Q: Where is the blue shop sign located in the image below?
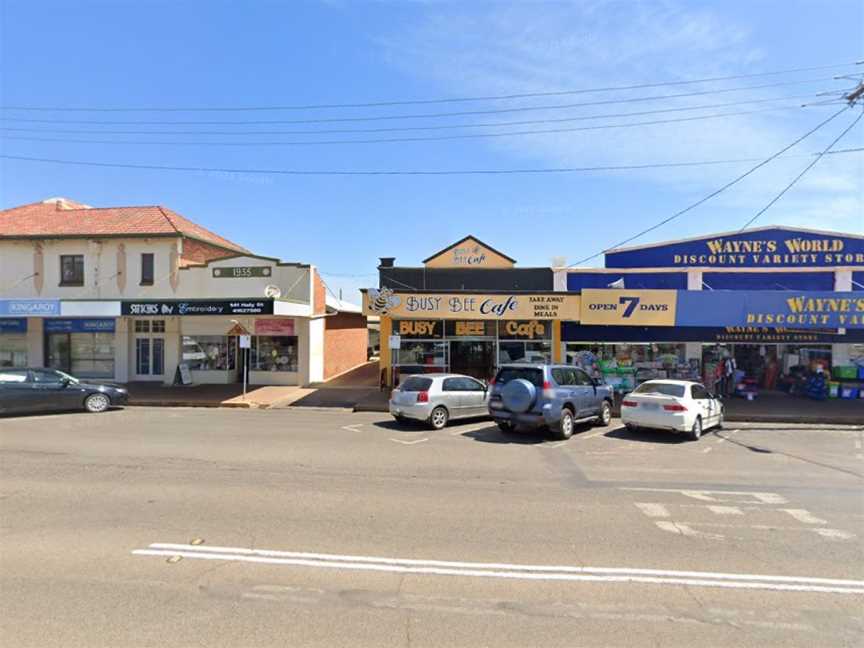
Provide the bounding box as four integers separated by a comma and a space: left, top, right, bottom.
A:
0, 299, 60, 317
0, 318, 27, 333
44, 318, 116, 334
677, 291, 864, 330
605, 227, 864, 269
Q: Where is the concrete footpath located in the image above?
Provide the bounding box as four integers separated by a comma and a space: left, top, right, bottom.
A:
126, 382, 861, 425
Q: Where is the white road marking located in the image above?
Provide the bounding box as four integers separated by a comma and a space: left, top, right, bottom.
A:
634, 503, 671, 518
449, 422, 494, 436
341, 424, 363, 433
671, 523, 855, 541
854, 439, 862, 450
622, 488, 788, 505
132, 542, 864, 594
814, 528, 855, 541
654, 521, 724, 540
707, 506, 744, 516
544, 441, 567, 449
389, 438, 429, 445
782, 509, 828, 525
701, 447, 713, 454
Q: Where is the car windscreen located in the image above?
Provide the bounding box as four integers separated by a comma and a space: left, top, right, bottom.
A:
494, 367, 544, 387
399, 377, 433, 392
633, 382, 686, 398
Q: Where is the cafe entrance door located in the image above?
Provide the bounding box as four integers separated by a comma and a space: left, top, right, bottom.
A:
449, 340, 496, 382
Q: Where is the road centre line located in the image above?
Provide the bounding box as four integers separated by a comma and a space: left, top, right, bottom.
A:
132, 543, 864, 594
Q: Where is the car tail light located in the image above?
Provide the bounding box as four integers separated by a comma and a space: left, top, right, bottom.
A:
543, 380, 552, 389
621, 400, 638, 408
416, 391, 429, 403
663, 403, 687, 412
488, 377, 495, 386
542, 380, 554, 399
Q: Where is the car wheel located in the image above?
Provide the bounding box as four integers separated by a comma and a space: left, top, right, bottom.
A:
594, 401, 612, 427
84, 393, 110, 413
688, 416, 703, 441
393, 415, 407, 424
554, 408, 575, 440
497, 421, 514, 433
625, 423, 639, 433
429, 406, 449, 430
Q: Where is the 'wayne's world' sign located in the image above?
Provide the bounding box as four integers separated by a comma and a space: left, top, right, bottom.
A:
605, 227, 864, 269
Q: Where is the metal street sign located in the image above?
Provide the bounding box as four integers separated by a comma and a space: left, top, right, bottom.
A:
239, 335, 252, 349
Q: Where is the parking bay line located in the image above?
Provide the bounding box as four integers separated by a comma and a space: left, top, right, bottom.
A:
132, 542, 864, 594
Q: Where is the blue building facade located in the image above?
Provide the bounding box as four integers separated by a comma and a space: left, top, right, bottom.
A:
560, 226, 864, 398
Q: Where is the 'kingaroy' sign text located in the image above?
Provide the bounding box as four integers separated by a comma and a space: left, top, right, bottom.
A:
363, 290, 581, 320
605, 228, 864, 268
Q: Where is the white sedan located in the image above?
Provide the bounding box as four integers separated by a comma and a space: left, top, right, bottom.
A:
620, 380, 724, 441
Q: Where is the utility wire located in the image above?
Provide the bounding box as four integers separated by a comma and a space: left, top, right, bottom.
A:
0, 92, 831, 136
1, 61, 859, 112
0, 104, 839, 147
0, 76, 845, 126
737, 109, 864, 231
1, 148, 861, 178
567, 105, 852, 267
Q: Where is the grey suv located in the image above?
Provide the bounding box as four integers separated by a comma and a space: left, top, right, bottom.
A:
488, 364, 613, 440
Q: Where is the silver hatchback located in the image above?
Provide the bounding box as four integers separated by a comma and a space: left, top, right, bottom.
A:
389, 374, 490, 430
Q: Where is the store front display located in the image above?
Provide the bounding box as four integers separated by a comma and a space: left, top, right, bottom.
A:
0, 318, 28, 368
252, 336, 298, 372
182, 335, 237, 371
44, 319, 116, 379
390, 318, 554, 381
563, 342, 697, 396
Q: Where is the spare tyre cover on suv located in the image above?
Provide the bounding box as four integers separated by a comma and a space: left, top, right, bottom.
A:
502, 378, 537, 413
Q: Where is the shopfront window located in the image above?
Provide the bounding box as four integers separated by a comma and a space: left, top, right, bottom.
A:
396, 341, 447, 374
253, 336, 298, 372
0, 335, 28, 368
183, 335, 236, 371
564, 342, 697, 394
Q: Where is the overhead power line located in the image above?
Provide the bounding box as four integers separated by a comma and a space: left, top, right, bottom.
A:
0, 76, 846, 126
0, 104, 841, 147
0, 92, 831, 136
738, 109, 864, 231
1, 148, 861, 177
1, 61, 859, 112
567, 105, 854, 267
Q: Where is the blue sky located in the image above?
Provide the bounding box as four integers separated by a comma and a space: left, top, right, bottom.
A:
1, 0, 862, 301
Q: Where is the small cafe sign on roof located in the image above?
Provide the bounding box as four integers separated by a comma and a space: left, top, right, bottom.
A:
423, 235, 516, 269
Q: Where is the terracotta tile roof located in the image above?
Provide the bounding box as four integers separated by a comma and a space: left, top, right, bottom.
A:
0, 197, 249, 254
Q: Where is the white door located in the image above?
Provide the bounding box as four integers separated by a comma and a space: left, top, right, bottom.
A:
691, 384, 717, 427
133, 320, 166, 380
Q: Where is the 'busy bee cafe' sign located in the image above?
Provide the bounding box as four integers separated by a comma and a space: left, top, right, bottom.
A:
364, 289, 581, 321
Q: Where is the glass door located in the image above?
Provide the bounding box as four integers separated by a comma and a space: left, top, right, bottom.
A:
449, 340, 496, 382
133, 320, 165, 379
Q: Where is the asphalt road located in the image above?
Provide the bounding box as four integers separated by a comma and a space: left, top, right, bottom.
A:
1, 407, 863, 647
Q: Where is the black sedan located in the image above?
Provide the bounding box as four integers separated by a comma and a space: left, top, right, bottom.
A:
0, 368, 128, 416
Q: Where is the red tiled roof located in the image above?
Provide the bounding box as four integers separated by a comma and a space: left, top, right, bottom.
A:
0, 198, 248, 254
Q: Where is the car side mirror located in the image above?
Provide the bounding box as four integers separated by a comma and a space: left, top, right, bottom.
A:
60, 377, 71, 387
